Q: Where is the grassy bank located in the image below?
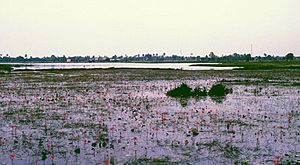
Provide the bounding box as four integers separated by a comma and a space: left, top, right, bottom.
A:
0, 64, 13, 72
2, 68, 300, 88
190, 61, 300, 70
2, 62, 300, 86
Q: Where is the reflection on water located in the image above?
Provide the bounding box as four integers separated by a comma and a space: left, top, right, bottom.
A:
10, 62, 239, 71
0, 76, 299, 164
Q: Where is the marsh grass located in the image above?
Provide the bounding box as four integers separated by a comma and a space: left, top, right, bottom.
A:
190, 61, 300, 71
0, 64, 13, 72
129, 157, 173, 165
223, 144, 240, 158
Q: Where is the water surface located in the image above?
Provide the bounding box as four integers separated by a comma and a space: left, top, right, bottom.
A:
9, 62, 239, 71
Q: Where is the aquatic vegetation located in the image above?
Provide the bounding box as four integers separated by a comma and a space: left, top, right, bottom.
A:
193, 87, 208, 97
74, 148, 80, 154
0, 69, 299, 164
166, 83, 193, 98
279, 156, 300, 165
234, 160, 249, 165
201, 140, 221, 150
167, 83, 232, 104
208, 83, 232, 97
128, 157, 172, 165
167, 83, 231, 98
191, 128, 199, 136
222, 144, 240, 158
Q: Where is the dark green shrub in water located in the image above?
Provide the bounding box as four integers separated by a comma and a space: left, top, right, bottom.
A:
74, 148, 80, 154
166, 83, 193, 98
193, 87, 208, 97
167, 83, 232, 104
167, 83, 208, 98
208, 84, 232, 97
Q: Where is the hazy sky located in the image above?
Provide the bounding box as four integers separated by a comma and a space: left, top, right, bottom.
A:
0, 0, 299, 57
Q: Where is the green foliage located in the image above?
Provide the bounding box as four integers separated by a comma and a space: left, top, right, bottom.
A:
191, 128, 199, 136
91, 142, 97, 148
285, 53, 294, 60
179, 98, 189, 107
74, 148, 80, 154
193, 87, 208, 96
41, 151, 48, 160
191, 61, 300, 71
167, 83, 232, 104
166, 83, 193, 98
0, 64, 13, 72
208, 84, 232, 97
110, 157, 115, 165
167, 83, 212, 98
201, 140, 220, 150
223, 144, 240, 158
99, 134, 109, 143
129, 157, 171, 165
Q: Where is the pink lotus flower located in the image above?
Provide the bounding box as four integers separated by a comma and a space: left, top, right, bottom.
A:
51, 155, 56, 159
104, 158, 110, 165
9, 154, 16, 159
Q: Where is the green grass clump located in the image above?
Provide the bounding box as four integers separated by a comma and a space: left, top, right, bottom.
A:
193, 87, 208, 96
208, 84, 232, 97
167, 83, 231, 98
166, 83, 193, 98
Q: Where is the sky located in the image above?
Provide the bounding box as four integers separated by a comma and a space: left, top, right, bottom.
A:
0, 0, 299, 57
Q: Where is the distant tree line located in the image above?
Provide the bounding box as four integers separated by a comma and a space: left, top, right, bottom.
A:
0, 52, 296, 63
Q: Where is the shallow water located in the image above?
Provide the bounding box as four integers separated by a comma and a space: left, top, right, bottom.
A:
8, 62, 239, 71
0, 73, 299, 164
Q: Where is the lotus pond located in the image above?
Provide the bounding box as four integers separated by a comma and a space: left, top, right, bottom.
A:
0, 69, 299, 165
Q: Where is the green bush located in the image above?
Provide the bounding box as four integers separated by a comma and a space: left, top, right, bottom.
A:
167, 83, 232, 104
166, 83, 193, 98
208, 84, 232, 97
167, 83, 231, 98
193, 87, 208, 97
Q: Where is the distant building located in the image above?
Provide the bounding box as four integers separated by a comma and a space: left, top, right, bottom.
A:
67, 58, 72, 63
